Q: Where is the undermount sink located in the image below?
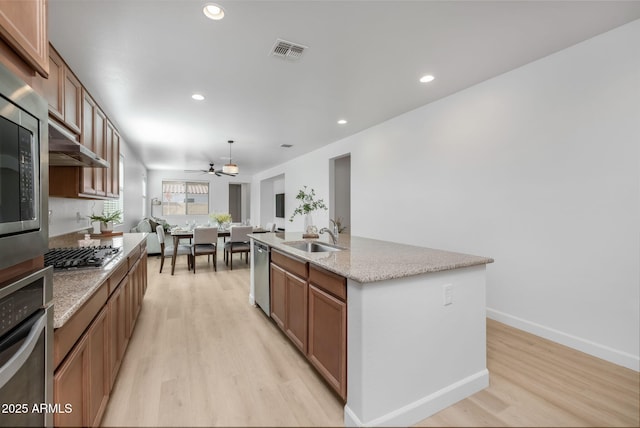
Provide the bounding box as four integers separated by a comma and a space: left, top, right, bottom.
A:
284, 241, 344, 253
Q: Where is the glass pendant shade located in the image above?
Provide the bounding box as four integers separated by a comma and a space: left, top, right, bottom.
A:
223, 163, 238, 174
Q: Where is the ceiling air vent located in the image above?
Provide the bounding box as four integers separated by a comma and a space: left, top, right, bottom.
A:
271, 39, 307, 60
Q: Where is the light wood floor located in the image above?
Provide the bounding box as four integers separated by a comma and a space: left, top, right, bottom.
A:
101, 254, 639, 427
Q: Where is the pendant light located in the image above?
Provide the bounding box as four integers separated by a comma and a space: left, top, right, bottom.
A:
222, 140, 239, 175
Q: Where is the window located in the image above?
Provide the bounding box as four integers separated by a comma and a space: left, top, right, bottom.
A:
162, 180, 209, 215
103, 155, 125, 224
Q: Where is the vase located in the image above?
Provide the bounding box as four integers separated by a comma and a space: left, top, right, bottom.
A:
100, 221, 113, 233
304, 213, 317, 234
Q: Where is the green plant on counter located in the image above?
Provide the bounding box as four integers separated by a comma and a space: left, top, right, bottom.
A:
289, 186, 327, 222
88, 210, 122, 224
331, 217, 347, 233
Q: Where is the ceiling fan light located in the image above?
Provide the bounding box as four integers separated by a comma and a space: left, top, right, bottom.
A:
223, 163, 238, 174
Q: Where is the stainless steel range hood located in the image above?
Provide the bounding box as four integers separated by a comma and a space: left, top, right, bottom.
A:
48, 120, 109, 168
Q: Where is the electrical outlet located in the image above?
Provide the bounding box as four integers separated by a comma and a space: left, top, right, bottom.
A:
443, 284, 453, 306
76, 211, 82, 223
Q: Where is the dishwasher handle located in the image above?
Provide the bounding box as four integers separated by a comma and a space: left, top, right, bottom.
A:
254, 242, 269, 253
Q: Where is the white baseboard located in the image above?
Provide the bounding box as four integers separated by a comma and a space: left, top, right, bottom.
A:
487, 308, 639, 372
344, 369, 489, 427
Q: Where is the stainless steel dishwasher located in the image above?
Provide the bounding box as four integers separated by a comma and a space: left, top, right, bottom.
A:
253, 241, 270, 316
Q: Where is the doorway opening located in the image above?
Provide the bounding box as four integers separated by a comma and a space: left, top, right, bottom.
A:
330, 154, 351, 234
228, 183, 250, 223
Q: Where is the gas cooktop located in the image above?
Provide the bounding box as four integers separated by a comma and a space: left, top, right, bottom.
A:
44, 245, 121, 270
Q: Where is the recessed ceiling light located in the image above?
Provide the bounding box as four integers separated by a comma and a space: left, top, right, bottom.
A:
203, 3, 225, 20
191, 93, 205, 101
419, 75, 435, 83
337, 119, 348, 125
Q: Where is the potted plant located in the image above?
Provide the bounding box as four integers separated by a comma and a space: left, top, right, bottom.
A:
210, 212, 232, 230
289, 186, 327, 234
89, 210, 122, 233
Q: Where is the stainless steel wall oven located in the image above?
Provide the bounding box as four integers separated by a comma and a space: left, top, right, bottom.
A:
0, 61, 48, 270
0, 266, 53, 427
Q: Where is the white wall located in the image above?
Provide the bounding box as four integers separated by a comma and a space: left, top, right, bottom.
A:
147, 169, 252, 227
120, 139, 147, 231
251, 20, 640, 370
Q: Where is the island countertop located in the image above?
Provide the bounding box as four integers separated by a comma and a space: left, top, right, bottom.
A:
49, 232, 147, 328
249, 232, 493, 283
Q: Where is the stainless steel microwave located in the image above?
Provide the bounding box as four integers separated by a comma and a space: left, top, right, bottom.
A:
0, 62, 48, 270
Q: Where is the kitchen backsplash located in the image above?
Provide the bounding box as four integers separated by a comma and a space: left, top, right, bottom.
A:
48, 197, 104, 237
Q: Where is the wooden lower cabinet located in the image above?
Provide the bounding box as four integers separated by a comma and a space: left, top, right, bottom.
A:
269, 250, 347, 400
54, 243, 147, 427
53, 307, 108, 427
270, 250, 308, 353
285, 271, 308, 353
308, 283, 347, 400
107, 278, 127, 389
53, 334, 86, 427
87, 307, 109, 427
270, 263, 286, 330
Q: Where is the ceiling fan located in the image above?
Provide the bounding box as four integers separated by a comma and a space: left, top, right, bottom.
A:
184, 140, 239, 177
184, 162, 236, 176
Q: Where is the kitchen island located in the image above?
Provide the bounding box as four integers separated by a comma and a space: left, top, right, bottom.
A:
249, 232, 493, 427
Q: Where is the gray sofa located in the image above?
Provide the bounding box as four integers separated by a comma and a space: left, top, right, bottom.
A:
130, 218, 170, 255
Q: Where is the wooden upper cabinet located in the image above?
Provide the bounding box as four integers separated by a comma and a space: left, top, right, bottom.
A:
94, 108, 106, 196
63, 68, 82, 133
0, 0, 48, 77
104, 122, 120, 198
41, 46, 82, 134
80, 90, 97, 196
44, 47, 63, 121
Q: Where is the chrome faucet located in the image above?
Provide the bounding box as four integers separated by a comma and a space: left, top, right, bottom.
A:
319, 227, 337, 244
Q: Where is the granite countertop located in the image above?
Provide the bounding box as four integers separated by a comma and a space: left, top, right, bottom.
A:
249, 232, 493, 283
49, 232, 147, 328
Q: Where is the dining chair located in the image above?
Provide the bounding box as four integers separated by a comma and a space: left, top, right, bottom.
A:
191, 227, 218, 273
223, 225, 252, 270
156, 225, 192, 274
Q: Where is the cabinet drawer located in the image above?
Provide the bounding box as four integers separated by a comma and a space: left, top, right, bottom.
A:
108, 260, 128, 295
127, 246, 141, 270
54, 281, 108, 368
272, 249, 308, 279
309, 265, 346, 301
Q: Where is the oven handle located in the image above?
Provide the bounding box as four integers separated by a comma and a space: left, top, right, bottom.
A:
0, 310, 46, 389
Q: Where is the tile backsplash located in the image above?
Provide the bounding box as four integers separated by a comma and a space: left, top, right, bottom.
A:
48, 197, 104, 237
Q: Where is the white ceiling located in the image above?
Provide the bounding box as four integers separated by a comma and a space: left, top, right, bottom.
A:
48, 1, 640, 175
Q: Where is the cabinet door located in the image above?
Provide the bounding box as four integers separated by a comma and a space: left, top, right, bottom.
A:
270, 263, 286, 330
87, 307, 109, 427
111, 130, 120, 197
80, 91, 97, 195
0, 0, 48, 76
54, 334, 88, 427
63, 69, 82, 134
107, 279, 127, 389
93, 108, 106, 196
105, 121, 114, 197
141, 253, 148, 295
43, 47, 64, 121
308, 284, 347, 399
126, 259, 141, 338
285, 272, 308, 354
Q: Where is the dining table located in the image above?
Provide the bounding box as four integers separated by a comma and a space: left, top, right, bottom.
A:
170, 227, 269, 274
